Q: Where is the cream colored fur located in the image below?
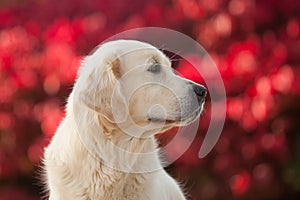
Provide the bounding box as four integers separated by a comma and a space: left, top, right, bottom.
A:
43, 40, 205, 200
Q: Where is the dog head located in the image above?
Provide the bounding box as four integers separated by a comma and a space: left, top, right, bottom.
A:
75, 40, 206, 137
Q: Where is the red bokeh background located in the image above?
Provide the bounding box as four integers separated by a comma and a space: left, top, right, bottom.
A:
0, 0, 300, 199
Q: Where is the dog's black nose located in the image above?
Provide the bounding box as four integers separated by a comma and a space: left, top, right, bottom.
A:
192, 83, 207, 101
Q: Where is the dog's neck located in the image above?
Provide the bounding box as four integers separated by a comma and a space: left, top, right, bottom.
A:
68, 93, 163, 174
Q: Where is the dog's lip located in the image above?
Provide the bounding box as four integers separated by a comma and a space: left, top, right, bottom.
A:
148, 104, 204, 124
148, 117, 178, 123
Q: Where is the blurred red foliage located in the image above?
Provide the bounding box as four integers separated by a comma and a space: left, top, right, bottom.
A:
0, 0, 300, 199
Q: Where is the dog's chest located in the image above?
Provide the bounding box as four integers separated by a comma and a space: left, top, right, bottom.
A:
86, 166, 146, 199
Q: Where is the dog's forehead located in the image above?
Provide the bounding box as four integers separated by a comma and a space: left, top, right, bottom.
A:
98, 40, 171, 69
123, 48, 163, 60
102, 40, 156, 52
104, 40, 165, 57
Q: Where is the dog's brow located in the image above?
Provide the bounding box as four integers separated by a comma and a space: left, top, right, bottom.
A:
150, 55, 159, 62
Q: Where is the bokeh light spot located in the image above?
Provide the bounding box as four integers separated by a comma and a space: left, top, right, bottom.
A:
214, 13, 232, 37
287, 19, 299, 39
271, 65, 294, 93
253, 163, 272, 184
228, 0, 246, 15
251, 98, 267, 121
229, 171, 250, 196
43, 74, 60, 95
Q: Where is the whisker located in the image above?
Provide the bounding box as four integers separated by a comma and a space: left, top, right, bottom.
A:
158, 44, 167, 52
170, 58, 183, 62
169, 50, 182, 60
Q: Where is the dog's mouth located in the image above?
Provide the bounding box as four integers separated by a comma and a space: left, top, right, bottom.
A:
147, 104, 204, 125
148, 118, 178, 123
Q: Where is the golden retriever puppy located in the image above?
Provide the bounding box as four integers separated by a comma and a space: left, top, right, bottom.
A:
43, 40, 207, 200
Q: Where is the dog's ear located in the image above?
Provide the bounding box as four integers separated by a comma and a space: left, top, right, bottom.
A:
75, 51, 128, 127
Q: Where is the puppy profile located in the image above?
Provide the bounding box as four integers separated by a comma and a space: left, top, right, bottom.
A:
43, 40, 206, 200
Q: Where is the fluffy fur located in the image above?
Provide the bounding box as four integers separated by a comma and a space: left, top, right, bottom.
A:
43, 40, 206, 200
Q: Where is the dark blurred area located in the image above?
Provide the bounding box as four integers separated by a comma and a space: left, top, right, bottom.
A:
0, 0, 300, 199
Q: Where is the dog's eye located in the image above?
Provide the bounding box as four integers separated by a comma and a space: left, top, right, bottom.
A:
147, 63, 161, 73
